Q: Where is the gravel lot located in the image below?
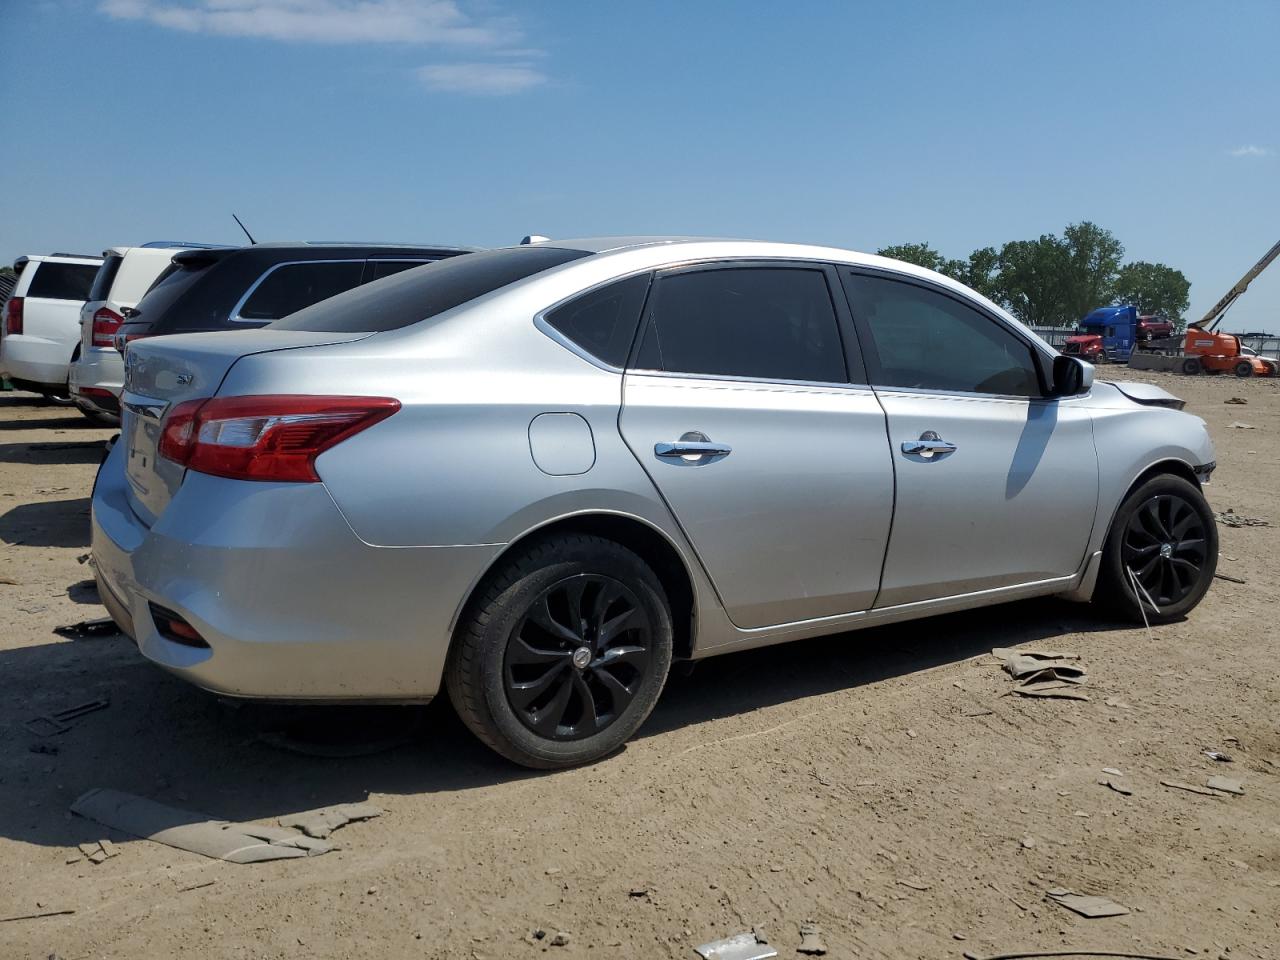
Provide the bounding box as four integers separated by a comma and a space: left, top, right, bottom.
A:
1, 368, 1277, 960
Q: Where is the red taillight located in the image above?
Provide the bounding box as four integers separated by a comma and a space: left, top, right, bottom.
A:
91, 307, 124, 348
113, 331, 147, 353
4, 297, 22, 335
158, 395, 400, 483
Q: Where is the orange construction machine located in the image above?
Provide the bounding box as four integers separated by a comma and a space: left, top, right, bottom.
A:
1130, 238, 1280, 377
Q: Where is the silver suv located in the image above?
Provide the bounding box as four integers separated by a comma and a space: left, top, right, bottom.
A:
92, 238, 1218, 768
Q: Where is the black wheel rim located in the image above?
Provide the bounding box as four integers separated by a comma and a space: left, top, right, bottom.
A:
504, 575, 653, 741
1121, 494, 1208, 608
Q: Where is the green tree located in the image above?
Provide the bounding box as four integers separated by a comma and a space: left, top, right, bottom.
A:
876, 242, 947, 273
1059, 221, 1124, 321
996, 235, 1071, 326
1114, 261, 1192, 327
942, 246, 1001, 301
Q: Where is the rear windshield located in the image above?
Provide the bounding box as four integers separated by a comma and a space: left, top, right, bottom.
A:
132, 261, 211, 325
27, 262, 99, 301
270, 246, 590, 332
88, 255, 124, 302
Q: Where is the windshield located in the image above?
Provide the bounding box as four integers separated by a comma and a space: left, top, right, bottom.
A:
270, 246, 590, 333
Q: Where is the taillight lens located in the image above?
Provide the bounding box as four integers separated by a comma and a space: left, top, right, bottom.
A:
4, 297, 22, 335
158, 395, 400, 482
91, 308, 124, 348
113, 331, 147, 353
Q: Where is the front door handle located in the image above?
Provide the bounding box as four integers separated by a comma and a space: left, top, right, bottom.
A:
655, 431, 732, 463
901, 431, 956, 458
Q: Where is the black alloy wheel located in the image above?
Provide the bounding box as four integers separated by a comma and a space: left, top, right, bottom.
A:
504, 575, 653, 741
1119, 493, 1209, 609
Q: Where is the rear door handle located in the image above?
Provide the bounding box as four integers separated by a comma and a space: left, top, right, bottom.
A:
655, 431, 731, 462
901, 431, 956, 457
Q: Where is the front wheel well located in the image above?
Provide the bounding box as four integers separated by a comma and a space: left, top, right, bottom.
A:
1127, 459, 1199, 495
455, 513, 697, 661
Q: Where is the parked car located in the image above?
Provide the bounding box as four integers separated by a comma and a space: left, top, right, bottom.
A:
1, 253, 104, 400
92, 238, 1218, 769
110, 242, 475, 350
70, 242, 225, 423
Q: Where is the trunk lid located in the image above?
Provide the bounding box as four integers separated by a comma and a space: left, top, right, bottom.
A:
120, 329, 369, 525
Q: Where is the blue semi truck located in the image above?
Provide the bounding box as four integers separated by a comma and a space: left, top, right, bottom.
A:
1063, 306, 1174, 363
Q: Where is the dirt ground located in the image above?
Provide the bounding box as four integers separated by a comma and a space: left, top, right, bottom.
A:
1, 368, 1277, 960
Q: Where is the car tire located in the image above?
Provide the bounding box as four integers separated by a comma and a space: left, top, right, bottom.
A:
446, 534, 674, 769
1180, 357, 1201, 375
1095, 474, 1217, 624
1234, 360, 1253, 378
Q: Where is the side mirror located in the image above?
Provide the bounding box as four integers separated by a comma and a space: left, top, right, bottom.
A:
1052, 355, 1093, 397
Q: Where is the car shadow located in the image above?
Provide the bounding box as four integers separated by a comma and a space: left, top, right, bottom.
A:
0, 497, 92, 547
0, 594, 1136, 853
0, 415, 101, 431
0, 440, 106, 465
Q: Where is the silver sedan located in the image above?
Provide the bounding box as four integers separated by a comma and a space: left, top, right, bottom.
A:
92, 238, 1218, 767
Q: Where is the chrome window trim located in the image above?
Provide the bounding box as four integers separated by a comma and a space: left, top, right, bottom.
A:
624, 368, 876, 394
228, 259, 365, 324
531, 266, 657, 374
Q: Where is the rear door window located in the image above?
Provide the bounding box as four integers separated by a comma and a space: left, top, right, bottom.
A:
236, 261, 365, 321
27, 262, 100, 301
634, 266, 848, 383
543, 273, 651, 368
88, 256, 124, 302
365, 259, 434, 282
271, 246, 590, 332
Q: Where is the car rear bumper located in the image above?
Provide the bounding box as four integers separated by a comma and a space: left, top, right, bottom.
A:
90, 442, 499, 702
0, 334, 73, 389
70, 346, 124, 413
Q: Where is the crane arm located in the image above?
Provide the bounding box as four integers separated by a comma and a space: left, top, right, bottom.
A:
1200, 238, 1280, 331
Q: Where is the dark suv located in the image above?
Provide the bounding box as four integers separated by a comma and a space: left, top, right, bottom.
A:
114, 242, 474, 348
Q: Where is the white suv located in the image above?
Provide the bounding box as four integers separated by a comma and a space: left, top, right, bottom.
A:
69, 243, 216, 423
1, 253, 103, 401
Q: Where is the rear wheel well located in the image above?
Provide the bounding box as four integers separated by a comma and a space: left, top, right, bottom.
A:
457, 514, 697, 661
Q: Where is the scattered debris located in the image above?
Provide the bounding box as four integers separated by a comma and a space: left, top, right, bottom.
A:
1228, 421, 1256, 429
962, 950, 1184, 960
1020, 836, 1036, 849
0, 575, 19, 585
23, 699, 110, 737
1099, 778, 1132, 796
694, 930, 777, 960
75, 839, 121, 865
29, 743, 58, 755
0, 908, 76, 924
1161, 779, 1221, 798
992, 648, 1089, 699
76, 553, 92, 565
549, 931, 571, 947
1225, 397, 1248, 404
897, 876, 930, 891
178, 880, 217, 892
1206, 776, 1244, 796
1214, 511, 1269, 528
627, 886, 649, 898
1103, 697, 1132, 709
796, 921, 827, 955
53, 618, 120, 640
1101, 767, 1123, 776
71, 788, 338, 863
1213, 573, 1247, 585
1202, 749, 1234, 763
1046, 888, 1130, 918
279, 802, 383, 839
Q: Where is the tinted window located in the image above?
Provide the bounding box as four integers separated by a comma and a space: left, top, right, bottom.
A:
27, 262, 99, 301
88, 256, 124, 302
544, 274, 651, 368
132, 262, 210, 326
845, 274, 1042, 397
237, 261, 365, 321
366, 259, 433, 282
272, 246, 590, 333
635, 267, 847, 383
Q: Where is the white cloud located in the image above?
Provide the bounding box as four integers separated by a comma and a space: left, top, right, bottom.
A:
98, 0, 521, 47
416, 62, 545, 95
1229, 145, 1273, 158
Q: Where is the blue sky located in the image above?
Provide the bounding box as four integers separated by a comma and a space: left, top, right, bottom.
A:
2, 0, 1278, 330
